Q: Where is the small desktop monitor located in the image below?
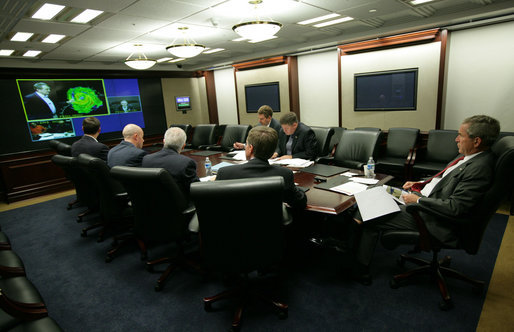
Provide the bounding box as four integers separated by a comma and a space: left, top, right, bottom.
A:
175, 96, 191, 112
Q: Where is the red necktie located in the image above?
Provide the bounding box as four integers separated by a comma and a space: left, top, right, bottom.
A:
411, 155, 465, 193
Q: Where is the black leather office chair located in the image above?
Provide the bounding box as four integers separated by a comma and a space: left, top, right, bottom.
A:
0, 248, 25, 278
169, 124, 193, 142
311, 126, 335, 158
355, 127, 381, 132
77, 154, 131, 241
410, 129, 459, 180
319, 129, 381, 169
110, 166, 198, 291
376, 127, 420, 181
206, 124, 251, 152
48, 140, 71, 156
51, 155, 99, 220
190, 176, 288, 330
380, 136, 514, 310
329, 127, 345, 155
185, 124, 217, 149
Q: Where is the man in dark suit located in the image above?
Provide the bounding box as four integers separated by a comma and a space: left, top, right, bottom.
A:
351, 115, 500, 284
233, 105, 281, 149
217, 126, 306, 210
115, 100, 135, 113
271, 112, 319, 160
71, 117, 109, 161
24, 82, 58, 120
107, 124, 147, 167
142, 127, 199, 197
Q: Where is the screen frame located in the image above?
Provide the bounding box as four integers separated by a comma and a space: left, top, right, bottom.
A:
244, 82, 281, 113
354, 68, 418, 112
175, 95, 192, 112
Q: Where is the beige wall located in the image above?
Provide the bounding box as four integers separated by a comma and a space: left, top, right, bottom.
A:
235, 64, 290, 125
161, 77, 209, 127
340, 42, 440, 131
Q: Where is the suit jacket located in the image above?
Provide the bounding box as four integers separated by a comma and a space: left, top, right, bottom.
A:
276, 122, 319, 160
24, 93, 55, 120
107, 140, 147, 168
258, 117, 282, 133
142, 148, 199, 197
71, 135, 109, 161
216, 157, 306, 210
417, 150, 496, 245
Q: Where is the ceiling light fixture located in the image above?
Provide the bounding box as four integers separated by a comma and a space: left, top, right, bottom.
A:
298, 13, 340, 25
23, 50, 41, 57
71, 9, 104, 23
313, 16, 354, 28
166, 27, 205, 58
232, 0, 282, 40
11, 32, 33, 42
42, 34, 65, 43
124, 44, 156, 70
0, 50, 15, 56
203, 48, 225, 54
32, 3, 65, 20
410, 0, 434, 5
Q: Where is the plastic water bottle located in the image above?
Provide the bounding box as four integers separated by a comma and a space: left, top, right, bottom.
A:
366, 156, 375, 178
205, 157, 212, 176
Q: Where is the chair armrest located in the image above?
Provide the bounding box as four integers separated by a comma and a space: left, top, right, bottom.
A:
0, 289, 48, 321
197, 145, 211, 150
317, 156, 334, 165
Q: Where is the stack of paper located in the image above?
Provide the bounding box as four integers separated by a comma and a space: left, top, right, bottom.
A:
269, 158, 314, 168
354, 186, 400, 222
329, 182, 367, 195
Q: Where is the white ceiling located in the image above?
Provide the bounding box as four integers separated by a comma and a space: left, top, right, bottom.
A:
1, 0, 513, 71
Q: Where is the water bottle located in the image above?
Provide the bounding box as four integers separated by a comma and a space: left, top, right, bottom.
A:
205, 157, 212, 176
366, 156, 375, 178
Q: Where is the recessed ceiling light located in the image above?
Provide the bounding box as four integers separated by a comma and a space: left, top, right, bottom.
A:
0, 50, 15, 56
369, 9, 377, 13
203, 48, 225, 54
410, 0, 434, 4
32, 3, 65, 20
42, 34, 65, 43
71, 9, 103, 23
232, 37, 248, 42
11, 32, 33, 42
297, 13, 340, 25
313, 16, 354, 28
157, 57, 173, 62
248, 36, 278, 43
168, 58, 185, 63
23, 50, 41, 57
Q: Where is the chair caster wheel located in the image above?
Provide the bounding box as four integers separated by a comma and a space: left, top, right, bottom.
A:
396, 257, 405, 267
146, 264, 154, 272
390, 278, 399, 289
277, 308, 288, 320
105, 255, 113, 263
441, 256, 452, 267
140, 253, 147, 261
154, 284, 162, 292
80, 231, 87, 237
229, 325, 240, 332
76, 217, 82, 223
439, 299, 453, 311
204, 302, 212, 312
67, 205, 73, 210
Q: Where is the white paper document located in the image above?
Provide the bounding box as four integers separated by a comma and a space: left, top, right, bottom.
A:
330, 182, 368, 196
342, 171, 359, 177
354, 186, 401, 222
229, 150, 247, 160
269, 158, 314, 168
351, 177, 379, 185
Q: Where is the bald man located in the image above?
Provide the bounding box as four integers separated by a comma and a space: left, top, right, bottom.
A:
107, 124, 147, 167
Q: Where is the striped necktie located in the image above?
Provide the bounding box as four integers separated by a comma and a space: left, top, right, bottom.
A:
411, 155, 465, 193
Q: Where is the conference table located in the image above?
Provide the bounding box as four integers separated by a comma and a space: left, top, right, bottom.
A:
181, 149, 394, 215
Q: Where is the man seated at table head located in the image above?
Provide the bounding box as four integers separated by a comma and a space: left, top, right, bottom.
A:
270, 112, 319, 161
71, 117, 109, 161
233, 105, 282, 149
349, 114, 500, 285
142, 127, 199, 197
218, 126, 306, 210
107, 124, 147, 167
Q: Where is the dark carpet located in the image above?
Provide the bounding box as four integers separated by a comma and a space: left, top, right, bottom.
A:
0, 196, 508, 331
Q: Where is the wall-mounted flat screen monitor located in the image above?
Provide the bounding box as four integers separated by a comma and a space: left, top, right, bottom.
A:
245, 82, 280, 113
16, 78, 145, 142
354, 68, 418, 111
175, 96, 191, 111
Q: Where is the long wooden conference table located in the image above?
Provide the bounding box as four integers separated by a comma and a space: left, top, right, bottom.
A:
181, 149, 394, 215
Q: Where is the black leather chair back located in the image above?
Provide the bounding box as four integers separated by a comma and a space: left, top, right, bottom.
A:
77, 154, 127, 221
460, 136, 514, 254
386, 127, 419, 158
49, 140, 72, 156
219, 125, 251, 149
333, 130, 381, 169
355, 127, 381, 132
110, 166, 189, 243
191, 176, 284, 274
329, 127, 345, 153
169, 124, 192, 141
425, 130, 459, 163
311, 126, 335, 157
51, 154, 98, 210
190, 124, 217, 148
